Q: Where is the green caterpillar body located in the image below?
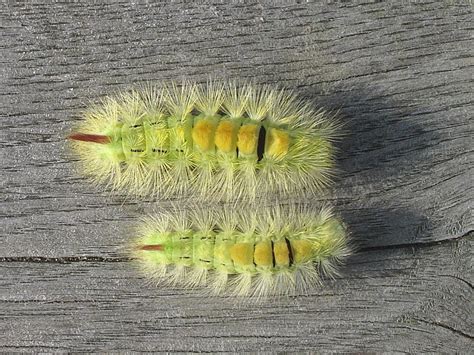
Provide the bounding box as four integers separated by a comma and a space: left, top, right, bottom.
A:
70, 82, 339, 200
133, 205, 349, 298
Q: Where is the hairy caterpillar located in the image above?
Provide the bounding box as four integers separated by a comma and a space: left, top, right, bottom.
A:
69, 81, 340, 200
131, 205, 350, 298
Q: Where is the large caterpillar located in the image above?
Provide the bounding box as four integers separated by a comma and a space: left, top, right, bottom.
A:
69, 81, 340, 200
131, 205, 349, 298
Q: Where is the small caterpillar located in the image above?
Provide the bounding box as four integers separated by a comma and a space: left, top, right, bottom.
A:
131, 205, 350, 298
69, 81, 340, 200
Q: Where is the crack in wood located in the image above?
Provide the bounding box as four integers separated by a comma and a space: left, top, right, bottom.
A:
1, 231, 471, 264
412, 318, 474, 340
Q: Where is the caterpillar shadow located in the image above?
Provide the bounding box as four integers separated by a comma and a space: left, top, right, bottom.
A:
303, 83, 440, 183
301, 84, 439, 249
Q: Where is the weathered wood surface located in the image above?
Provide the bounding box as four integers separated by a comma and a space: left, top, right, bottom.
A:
1, 1, 472, 352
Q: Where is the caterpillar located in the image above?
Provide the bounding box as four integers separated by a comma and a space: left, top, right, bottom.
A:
69, 81, 340, 201
131, 205, 350, 298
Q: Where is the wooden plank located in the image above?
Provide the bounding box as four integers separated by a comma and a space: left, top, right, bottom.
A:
1, 1, 472, 352
1, 2, 472, 257
1, 237, 471, 352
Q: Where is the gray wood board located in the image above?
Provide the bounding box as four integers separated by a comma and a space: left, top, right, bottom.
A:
1, 238, 472, 352
1, 1, 472, 352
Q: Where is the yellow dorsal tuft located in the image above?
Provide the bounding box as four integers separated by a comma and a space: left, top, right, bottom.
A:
192, 119, 215, 152
291, 239, 313, 263
215, 120, 237, 153
237, 124, 259, 155
230, 242, 254, 266
266, 128, 289, 158
273, 241, 289, 267
254, 241, 273, 266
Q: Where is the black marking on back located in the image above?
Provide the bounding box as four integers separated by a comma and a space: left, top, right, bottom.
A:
257, 125, 266, 162
285, 238, 294, 266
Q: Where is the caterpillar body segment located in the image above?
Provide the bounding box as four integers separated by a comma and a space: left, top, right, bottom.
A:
70, 82, 340, 200
132, 205, 350, 298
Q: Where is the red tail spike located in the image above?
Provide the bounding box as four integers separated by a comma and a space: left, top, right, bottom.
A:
68, 133, 111, 144
139, 244, 164, 251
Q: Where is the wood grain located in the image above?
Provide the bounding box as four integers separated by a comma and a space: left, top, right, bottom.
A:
1, 1, 472, 352
1, 237, 472, 352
